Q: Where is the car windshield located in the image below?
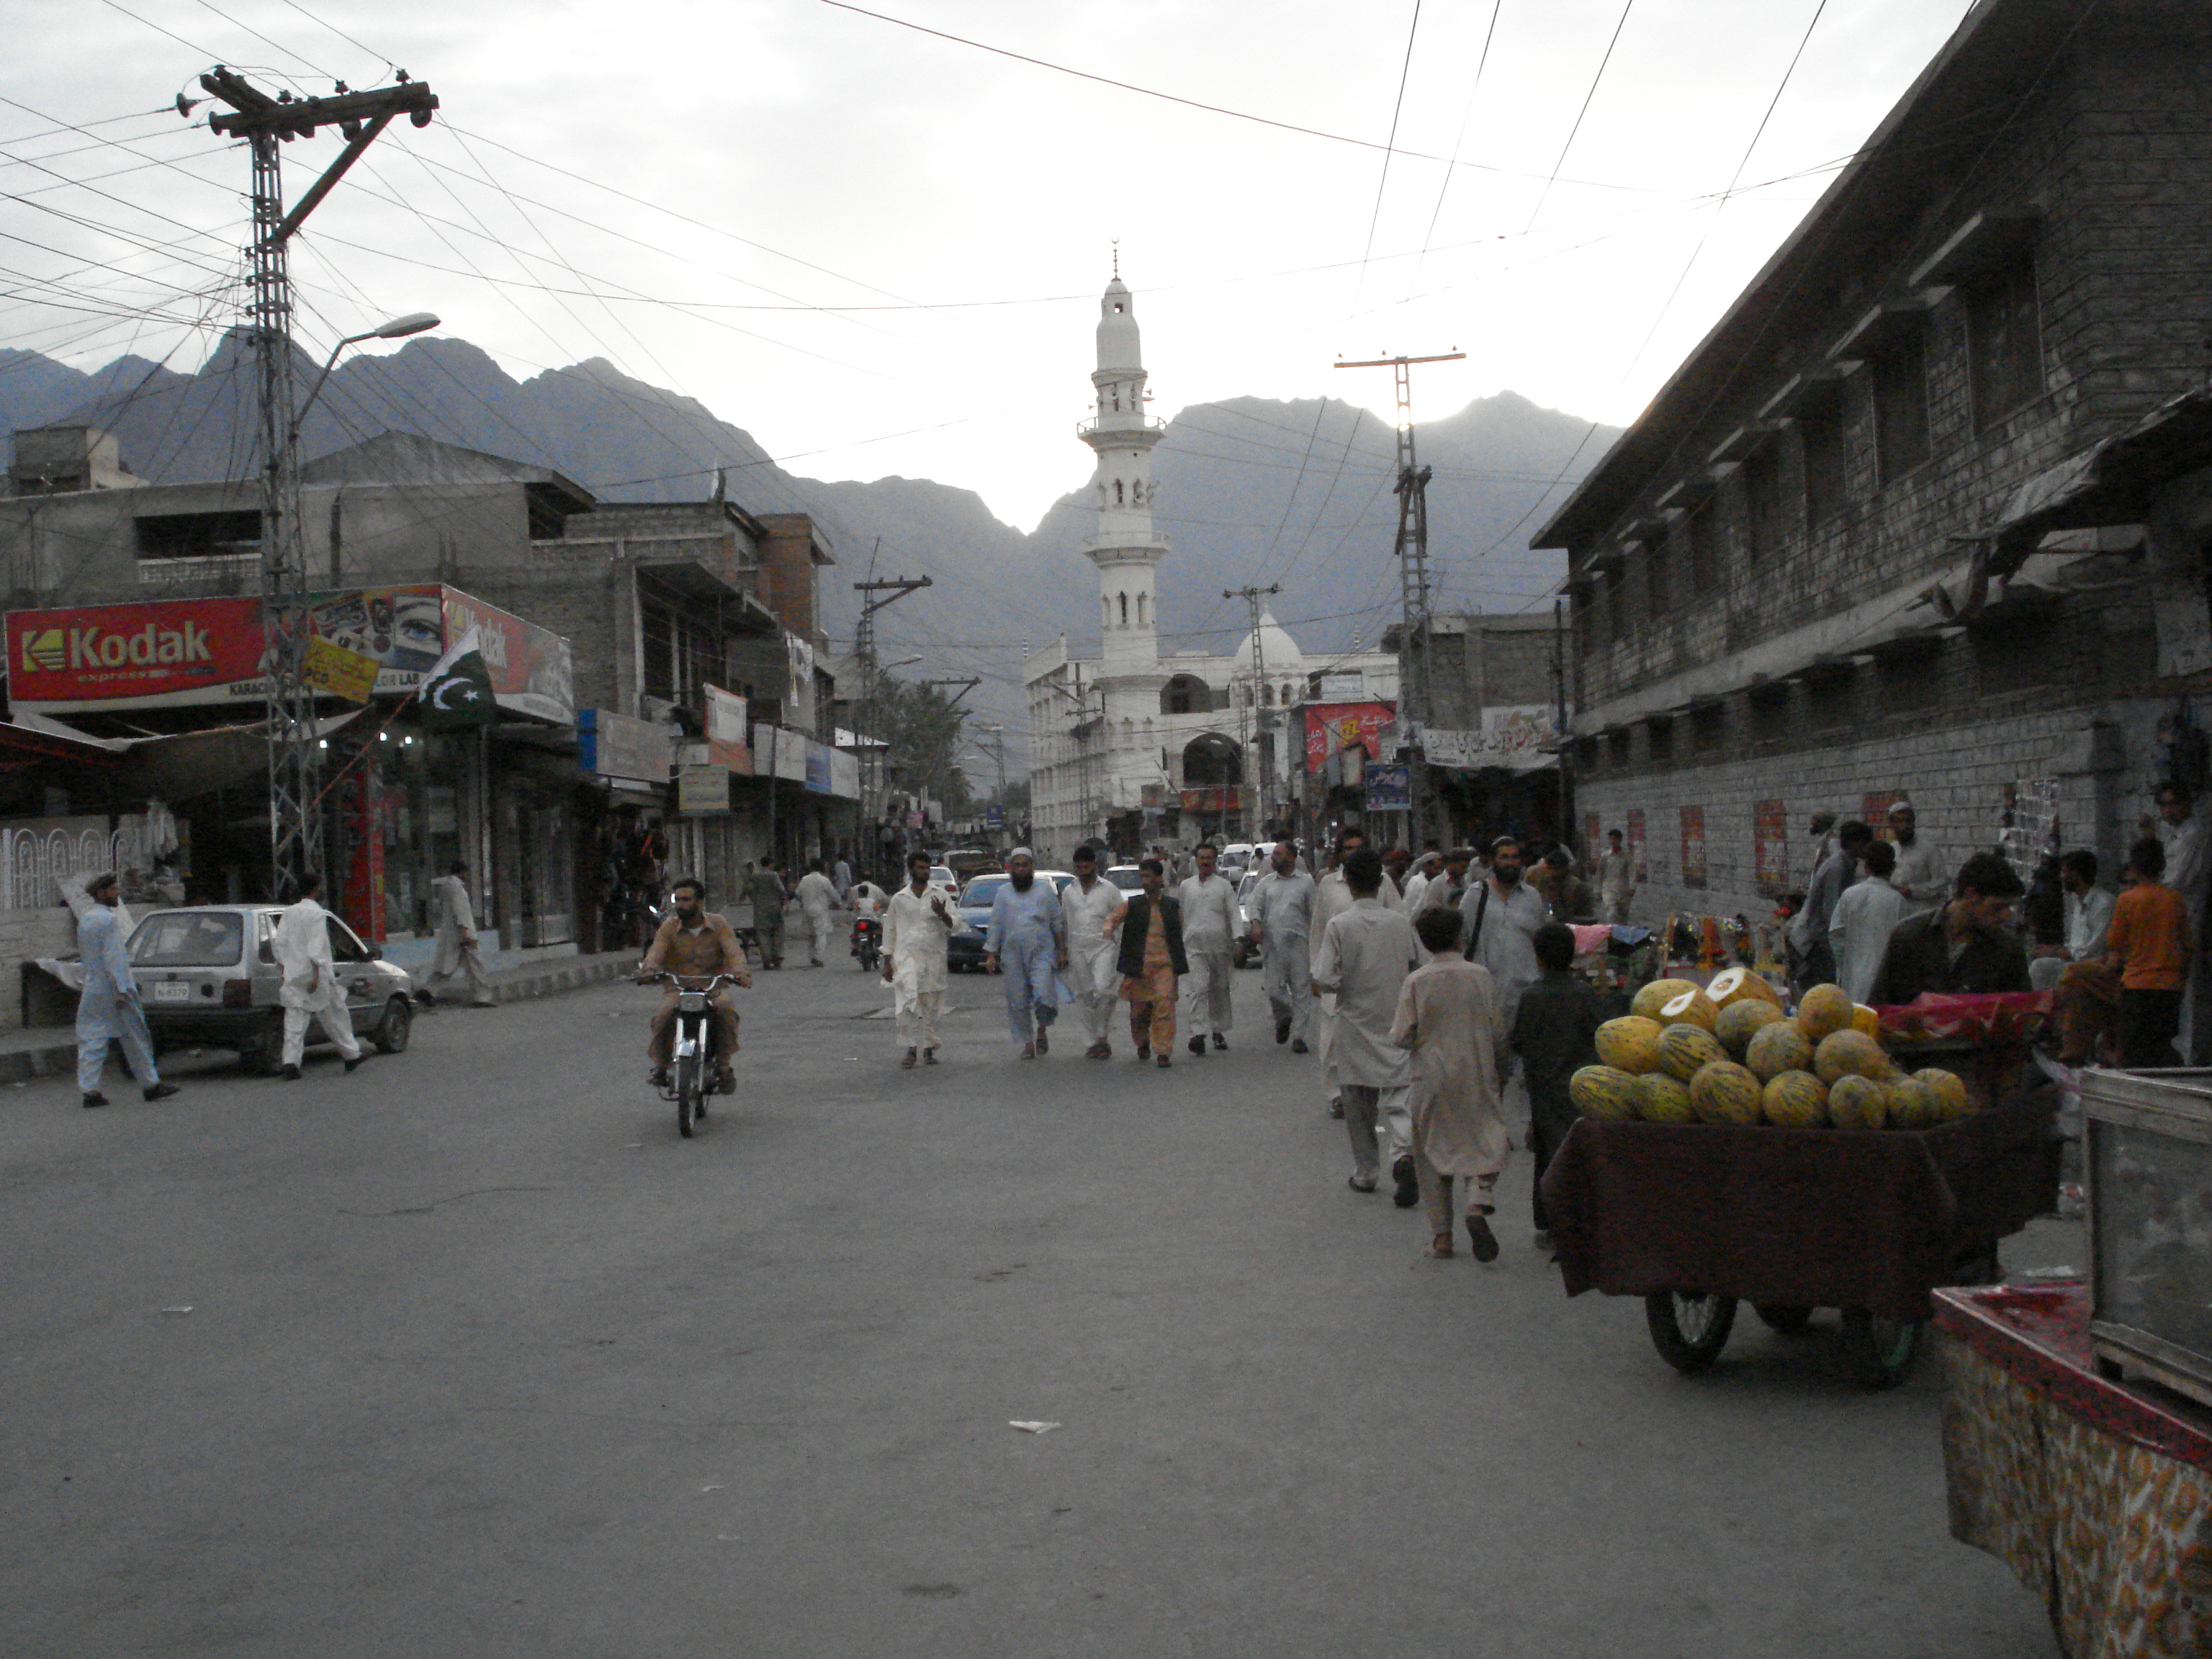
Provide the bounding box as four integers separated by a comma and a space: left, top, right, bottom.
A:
129, 911, 244, 968
963, 876, 1007, 907
1238, 871, 1261, 899
929, 867, 954, 886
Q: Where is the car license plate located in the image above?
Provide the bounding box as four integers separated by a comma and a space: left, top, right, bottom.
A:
152, 981, 191, 1002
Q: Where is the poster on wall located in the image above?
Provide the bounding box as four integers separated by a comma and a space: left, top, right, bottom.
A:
1862, 790, 1904, 835
1627, 808, 1647, 884
1753, 799, 1789, 892
1585, 812, 1603, 863
1680, 806, 1707, 889
704, 685, 750, 773
1364, 763, 1411, 812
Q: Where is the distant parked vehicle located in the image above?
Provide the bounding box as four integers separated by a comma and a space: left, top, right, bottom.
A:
1233, 868, 1264, 968
1104, 864, 1145, 893
127, 904, 418, 1074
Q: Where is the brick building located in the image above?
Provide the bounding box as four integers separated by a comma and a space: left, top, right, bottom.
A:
1539, 0, 2212, 925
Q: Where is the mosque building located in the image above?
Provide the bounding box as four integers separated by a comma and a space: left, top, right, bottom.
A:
1023, 271, 1401, 864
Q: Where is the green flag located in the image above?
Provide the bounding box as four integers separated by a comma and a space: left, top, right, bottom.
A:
415, 626, 497, 730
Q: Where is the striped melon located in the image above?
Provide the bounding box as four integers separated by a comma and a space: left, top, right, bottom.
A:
1689, 1060, 1763, 1125
1570, 1066, 1642, 1122
1884, 1075, 1937, 1130
1595, 1016, 1666, 1074
1743, 1020, 1815, 1082
1797, 983, 1856, 1040
1660, 988, 1720, 1032
1761, 1069, 1828, 1128
1716, 997, 1784, 1056
1917, 1067, 1974, 1123
1632, 977, 1702, 1022
1656, 1022, 1727, 1082
1708, 966, 1784, 1010
1827, 1073, 1889, 1130
1814, 1029, 1897, 1086
1633, 1071, 1696, 1124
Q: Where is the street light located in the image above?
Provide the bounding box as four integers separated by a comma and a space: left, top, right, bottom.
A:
297, 311, 441, 429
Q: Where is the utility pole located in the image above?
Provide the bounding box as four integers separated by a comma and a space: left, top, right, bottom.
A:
199, 68, 439, 897
1334, 350, 1463, 850
852, 574, 930, 858
1224, 583, 1281, 842
922, 676, 981, 708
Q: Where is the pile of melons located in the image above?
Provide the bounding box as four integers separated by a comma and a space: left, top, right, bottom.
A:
1568, 968, 1973, 1130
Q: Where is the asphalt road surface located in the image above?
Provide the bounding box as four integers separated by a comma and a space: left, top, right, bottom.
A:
3, 956, 2066, 1657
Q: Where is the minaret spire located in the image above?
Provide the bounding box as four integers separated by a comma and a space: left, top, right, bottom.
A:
1080, 267, 1166, 683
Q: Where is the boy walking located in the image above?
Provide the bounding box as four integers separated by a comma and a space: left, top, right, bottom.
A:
1390, 906, 1510, 1262
2105, 837, 2193, 1069
1510, 921, 1606, 1249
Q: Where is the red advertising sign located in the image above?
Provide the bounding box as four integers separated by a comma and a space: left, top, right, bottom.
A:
1627, 809, 1647, 883
1753, 798, 1789, 891
1305, 701, 1395, 775
1862, 790, 1904, 837
6, 596, 264, 711
1680, 805, 1707, 889
1585, 812, 1603, 864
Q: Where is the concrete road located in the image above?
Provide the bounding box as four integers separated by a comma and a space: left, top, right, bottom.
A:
2, 957, 2064, 1657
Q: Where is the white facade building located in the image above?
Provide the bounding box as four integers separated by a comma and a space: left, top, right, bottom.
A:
1026, 274, 1398, 863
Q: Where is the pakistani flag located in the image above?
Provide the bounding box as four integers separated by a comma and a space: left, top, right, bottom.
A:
415, 626, 498, 731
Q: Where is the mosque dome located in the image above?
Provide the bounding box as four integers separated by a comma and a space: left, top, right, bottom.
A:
1232, 610, 1305, 673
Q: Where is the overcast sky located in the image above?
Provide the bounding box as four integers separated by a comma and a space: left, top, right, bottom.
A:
5, 0, 1980, 529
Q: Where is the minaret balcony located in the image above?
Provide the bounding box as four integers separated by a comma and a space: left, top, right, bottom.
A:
1076, 415, 1168, 445
1084, 530, 1171, 552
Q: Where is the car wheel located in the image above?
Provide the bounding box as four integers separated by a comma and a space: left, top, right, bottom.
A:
374, 995, 413, 1054
241, 1013, 284, 1075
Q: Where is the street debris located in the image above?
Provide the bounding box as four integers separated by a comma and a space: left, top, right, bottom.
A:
160, 1305, 193, 1315
1008, 1420, 1060, 1434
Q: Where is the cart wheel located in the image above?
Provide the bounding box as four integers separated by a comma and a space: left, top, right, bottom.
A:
1839, 1308, 1923, 1390
1645, 1292, 1738, 1374
1754, 1303, 1815, 1334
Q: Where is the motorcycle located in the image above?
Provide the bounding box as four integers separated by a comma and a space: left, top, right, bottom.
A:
850, 913, 883, 972
645, 971, 744, 1138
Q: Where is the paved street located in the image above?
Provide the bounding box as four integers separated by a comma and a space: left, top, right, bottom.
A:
4, 958, 2064, 1658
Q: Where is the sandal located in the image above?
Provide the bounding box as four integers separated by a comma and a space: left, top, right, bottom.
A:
1422, 1232, 1455, 1259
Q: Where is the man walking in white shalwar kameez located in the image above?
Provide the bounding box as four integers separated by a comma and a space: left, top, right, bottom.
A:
1310, 848, 1424, 1204
1061, 845, 1128, 1059
882, 851, 953, 1067
1310, 829, 1401, 1118
1392, 906, 1511, 1262
271, 872, 364, 1080
418, 860, 492, 1007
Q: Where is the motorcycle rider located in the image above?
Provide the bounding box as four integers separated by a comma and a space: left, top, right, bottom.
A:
637, 876, 752, 1092
848, 871, 891, 967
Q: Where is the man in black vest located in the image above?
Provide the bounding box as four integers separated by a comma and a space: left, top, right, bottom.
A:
1116, 858, 1190, 1067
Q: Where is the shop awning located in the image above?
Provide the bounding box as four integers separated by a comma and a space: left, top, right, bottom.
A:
1993, 390, 2212, 567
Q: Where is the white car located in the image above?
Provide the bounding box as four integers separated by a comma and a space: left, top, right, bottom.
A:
1104, 864, 1145, 892
927, 865, 960, 902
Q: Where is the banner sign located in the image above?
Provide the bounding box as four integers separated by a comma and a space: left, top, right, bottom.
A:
677, 764, 731, 814
1425, 706, 1555, 772
1305, 701, 1395, 775
830, 747, 860, 799
578, 709, 671, 786
805, 741, 833, 795
1179, 786, 1249, 814
1315, 671, 1364, 701
704, 684, 750, 773
1364, 762, 1411, 812
5, 585, 575, 723
1753, 799, 1789, 891
770, 727, 809, 783
1681, 805, 1708, 890
301, 633, 382, 703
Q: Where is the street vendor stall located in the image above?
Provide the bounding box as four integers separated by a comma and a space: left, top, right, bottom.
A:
1539, 976, 2062, 1387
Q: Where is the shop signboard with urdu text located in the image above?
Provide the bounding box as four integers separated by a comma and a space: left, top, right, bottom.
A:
677, 765, 731, 814
578, 709, 671, 786
1364, 763, 1411, 812
1305, 701, 1395, 775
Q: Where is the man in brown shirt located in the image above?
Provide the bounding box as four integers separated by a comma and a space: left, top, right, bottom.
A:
637, 877, 751, 1089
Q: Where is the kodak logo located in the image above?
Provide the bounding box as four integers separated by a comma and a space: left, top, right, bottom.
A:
29, 621, 216, 673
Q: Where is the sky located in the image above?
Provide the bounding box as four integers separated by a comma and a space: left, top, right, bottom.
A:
2, 0, 1984, 531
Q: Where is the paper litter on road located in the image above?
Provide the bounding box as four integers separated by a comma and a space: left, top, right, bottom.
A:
2015, 1265, 2080, 1282
1009, 1420, 1061, 1434
160, 1306, 193, 1315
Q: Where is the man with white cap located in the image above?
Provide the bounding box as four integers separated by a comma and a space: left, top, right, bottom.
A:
984, 848, 1065, 1058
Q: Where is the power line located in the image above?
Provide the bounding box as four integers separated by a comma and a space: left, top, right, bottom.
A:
1521, 0, 1637, 235
1403, 0, 1504, 305
1350, 0, 1424, 320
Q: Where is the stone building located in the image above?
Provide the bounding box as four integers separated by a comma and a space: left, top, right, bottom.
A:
1540, 0, 2212, 924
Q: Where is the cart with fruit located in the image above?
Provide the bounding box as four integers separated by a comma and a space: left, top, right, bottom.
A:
1539, 971, 2062, 1388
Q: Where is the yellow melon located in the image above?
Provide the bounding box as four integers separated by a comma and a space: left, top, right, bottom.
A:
1827, 1073, 1889, 1130
1851, 1003, 1882, 1038
1655, 1022, 1727, 1082
1716, 997, 1785, 1056
1633, 1071, 1696, 1123
1632, 977, 1702, 1023
1761, 1070, 1828, 1128
1884, 1075, 1937, 1130
1660, 988, 1720, 1032
1708, 966, 1784, 1010
1570, 1065, 1640, 1121
1814, 1028, 1897, 1086
1917, 1067, 1974, 1123
1595, 1016, 1665, 1074
1797, 983, 1856, 1040
1744, 1020, 1815, 1082
1689, 1060, 1763, 1125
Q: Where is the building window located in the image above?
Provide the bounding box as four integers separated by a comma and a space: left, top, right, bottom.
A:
1136, 593, 1148, 626
1640, 540, 1669, 615
1690, 703, 1725, 752
135, 509, 261, 560
1871, 331, 1931, 482
1743, 446, 1786, 565
1608, 727, 1632, 770
1801, 401, 1850, 527
1646, 717, 1674, 765
1687, 500, 1722, 596
1967, 256, 2042, 428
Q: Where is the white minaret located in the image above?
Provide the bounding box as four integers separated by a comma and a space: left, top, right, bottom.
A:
1080, 271, 1166, 691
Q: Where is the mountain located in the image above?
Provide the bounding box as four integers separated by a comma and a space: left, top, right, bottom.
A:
0, 336, 1619, 755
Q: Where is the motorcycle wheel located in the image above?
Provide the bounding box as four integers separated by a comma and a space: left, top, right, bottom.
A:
675, 1053, 701, 1138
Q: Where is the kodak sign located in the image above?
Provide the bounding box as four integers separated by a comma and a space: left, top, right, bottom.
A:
4, 597, 266, 711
